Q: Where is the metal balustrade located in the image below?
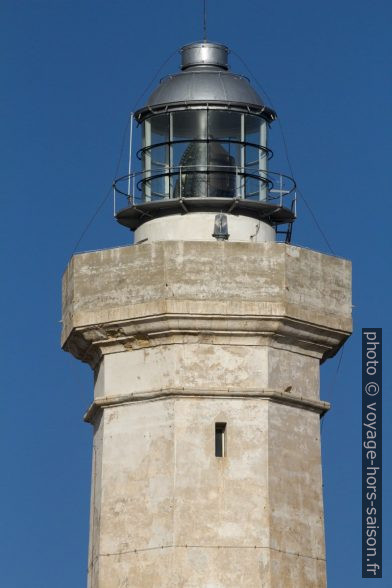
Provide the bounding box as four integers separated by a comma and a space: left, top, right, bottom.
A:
113, 165, 296, 212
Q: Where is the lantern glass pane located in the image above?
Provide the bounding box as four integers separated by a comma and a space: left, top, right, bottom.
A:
208, 111, 241, 140
244, 114, 261, 144
172, 110, 207, 140
150, 114, 170, 143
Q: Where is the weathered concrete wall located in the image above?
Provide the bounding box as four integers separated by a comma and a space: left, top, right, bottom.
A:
61, 241, 352, 340
90, 398, 324, 587
62, 241, 352, 587
267, 402, 326, 587
87, 412, 104, 588
62, 241, 351, 366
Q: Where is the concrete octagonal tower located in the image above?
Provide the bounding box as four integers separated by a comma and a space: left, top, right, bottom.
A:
62, 41, 352, 587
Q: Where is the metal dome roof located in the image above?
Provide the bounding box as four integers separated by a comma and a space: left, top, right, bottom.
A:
135, 42, 276, 123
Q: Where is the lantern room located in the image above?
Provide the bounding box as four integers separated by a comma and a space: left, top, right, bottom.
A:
114, 41, 296, 243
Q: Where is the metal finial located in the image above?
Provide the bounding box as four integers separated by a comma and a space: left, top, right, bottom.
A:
203, 0, 207, 41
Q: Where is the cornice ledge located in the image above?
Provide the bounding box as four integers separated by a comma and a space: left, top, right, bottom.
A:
84, 388, 330, 423
63, 312, 351, 368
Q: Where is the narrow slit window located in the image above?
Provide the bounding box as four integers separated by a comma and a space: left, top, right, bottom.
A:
215, 423, 226, 457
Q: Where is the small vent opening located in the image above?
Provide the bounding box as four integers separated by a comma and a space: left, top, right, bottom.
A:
215, 422, 226, 457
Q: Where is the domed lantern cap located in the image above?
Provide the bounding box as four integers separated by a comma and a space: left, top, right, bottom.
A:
134, 41, 276, 122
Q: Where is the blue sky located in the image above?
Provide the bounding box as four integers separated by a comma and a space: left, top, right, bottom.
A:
0, 0, 390, 586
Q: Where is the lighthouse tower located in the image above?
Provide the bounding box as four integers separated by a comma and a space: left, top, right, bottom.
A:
62, 42, 352, 587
